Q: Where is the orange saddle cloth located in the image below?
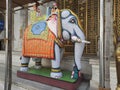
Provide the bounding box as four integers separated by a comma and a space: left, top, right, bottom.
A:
22, 25, 56, 59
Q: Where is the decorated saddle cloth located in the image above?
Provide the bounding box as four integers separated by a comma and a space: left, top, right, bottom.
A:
22, 21, 56, 59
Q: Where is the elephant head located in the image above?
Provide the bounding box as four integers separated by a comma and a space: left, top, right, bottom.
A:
61, 9, 85, 41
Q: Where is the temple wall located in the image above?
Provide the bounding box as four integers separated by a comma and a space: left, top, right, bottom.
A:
12, 1, 114, 57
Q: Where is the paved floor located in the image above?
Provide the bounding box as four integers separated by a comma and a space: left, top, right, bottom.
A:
0, 64, 63, 90
0, 64, 117, 90
89, 65, 117, 90
0, 63, 90, 90
0, 51, 117, 90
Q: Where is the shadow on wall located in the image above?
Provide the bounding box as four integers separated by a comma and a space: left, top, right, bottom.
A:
0, 39, 5, 50
0, 15, 5, 50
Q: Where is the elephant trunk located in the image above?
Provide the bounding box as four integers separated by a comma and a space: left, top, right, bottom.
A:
71, 42, 85, 79
74, 42, 85, 70
74, 26, 85, 70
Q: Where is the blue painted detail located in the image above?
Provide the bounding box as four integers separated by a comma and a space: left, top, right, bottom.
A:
31, 21, 47, 35
72, 66, 79, 79
0, 20, 4, 31
46, 7, 52, 19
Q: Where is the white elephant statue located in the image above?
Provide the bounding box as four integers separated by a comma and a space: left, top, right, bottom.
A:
20, 8, 90, 79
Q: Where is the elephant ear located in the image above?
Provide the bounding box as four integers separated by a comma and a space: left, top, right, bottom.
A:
69, 9, 84, 31
57, 10, 62, 39
61, 10, 71, 19
61, 9, 84, 32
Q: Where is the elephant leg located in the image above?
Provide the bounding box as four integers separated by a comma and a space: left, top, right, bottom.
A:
50, 43, 62, 78
20, 56, 30, 71
32, 58, 42, 69
71, 42, 85, 79
60, 48, 65, 60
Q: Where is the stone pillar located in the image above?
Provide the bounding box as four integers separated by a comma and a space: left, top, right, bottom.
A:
13, 8, 28, 51
104, 0, 112, 89
99, 0, 112, 90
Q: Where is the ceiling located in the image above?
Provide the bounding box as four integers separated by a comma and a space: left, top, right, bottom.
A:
0, 0, 55, 11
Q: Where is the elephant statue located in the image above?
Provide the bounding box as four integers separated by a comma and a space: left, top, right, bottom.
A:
20, 8, 90, 79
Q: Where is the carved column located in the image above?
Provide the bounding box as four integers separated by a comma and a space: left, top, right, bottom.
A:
113, 0, 120, 89
116, 44, 120, 90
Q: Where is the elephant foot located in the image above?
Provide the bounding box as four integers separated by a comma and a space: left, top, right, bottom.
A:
20, 67, 29, 72
71, 66, 81, 79
50, 72, 62, 79
34, 61, 41, 69
34, 65, 41, 69
50, 68, 62, 78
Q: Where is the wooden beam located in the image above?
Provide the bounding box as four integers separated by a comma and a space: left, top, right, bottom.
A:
12, 0, 24, 8
14, 0, 55, 12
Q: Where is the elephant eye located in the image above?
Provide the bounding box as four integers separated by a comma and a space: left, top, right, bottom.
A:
69, 18, 77, 24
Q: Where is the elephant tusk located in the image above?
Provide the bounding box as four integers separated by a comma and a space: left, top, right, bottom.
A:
77, 39, 90, 44
81, 40, 91, 44
71, 36, 90, 44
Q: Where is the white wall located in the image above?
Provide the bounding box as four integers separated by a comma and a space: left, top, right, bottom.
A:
13, 9, 28, 51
